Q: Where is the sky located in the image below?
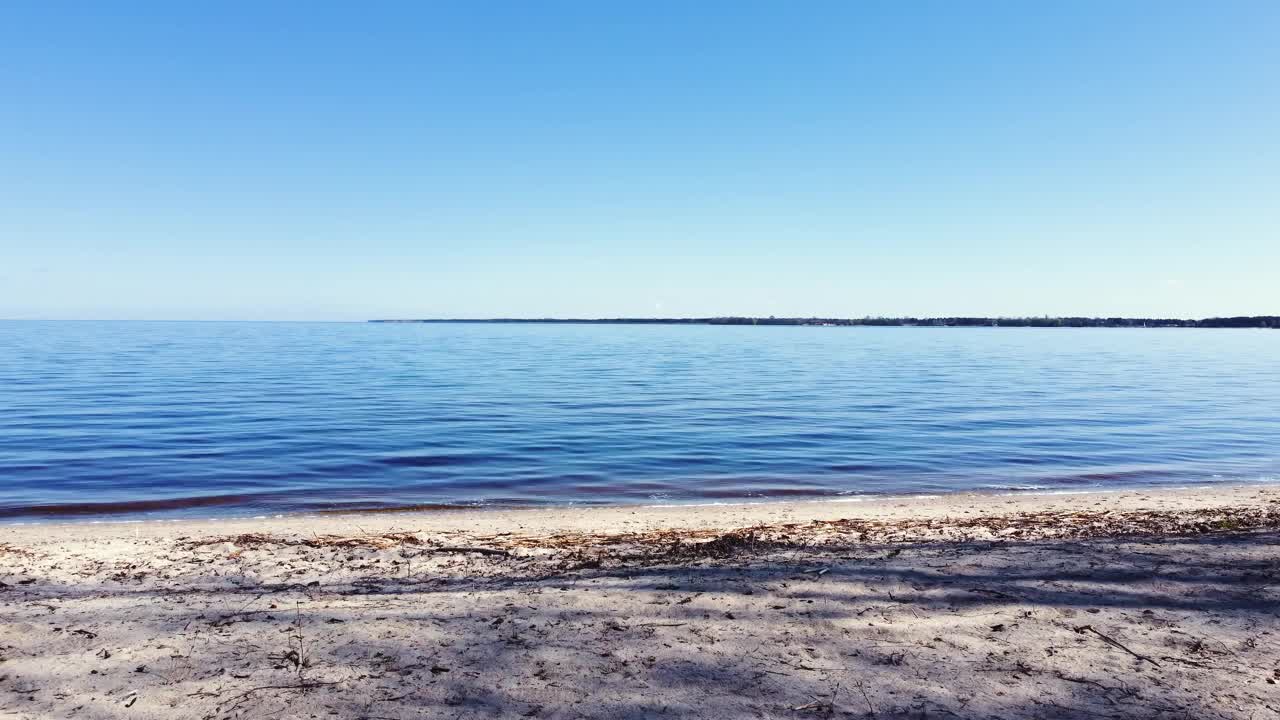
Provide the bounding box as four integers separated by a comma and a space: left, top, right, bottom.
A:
2, 2, 1277, 320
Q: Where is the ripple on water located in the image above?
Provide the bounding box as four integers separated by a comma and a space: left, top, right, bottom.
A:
1, 321, 1279, 521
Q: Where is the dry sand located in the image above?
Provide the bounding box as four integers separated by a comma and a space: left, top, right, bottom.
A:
2, 485, 1279, 719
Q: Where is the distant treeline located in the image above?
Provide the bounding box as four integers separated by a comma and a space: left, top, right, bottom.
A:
371, 316, 1280, 328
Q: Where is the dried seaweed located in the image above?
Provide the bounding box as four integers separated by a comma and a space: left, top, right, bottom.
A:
183, 532, 507, 556
0, 543, 33, 557
179, 504, 1280, 572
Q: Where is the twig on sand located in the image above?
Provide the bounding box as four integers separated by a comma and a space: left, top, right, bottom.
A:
294, 601, 308, 686
1159, 655, 1211, 668
791, 684, 839, 716
223, 680, 342, 704
210, 592, 267, 626
1076, 625, 1161, 668
854, 680, 876, 717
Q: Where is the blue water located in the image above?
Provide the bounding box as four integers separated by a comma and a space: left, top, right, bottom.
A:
2, 321, 1278, 521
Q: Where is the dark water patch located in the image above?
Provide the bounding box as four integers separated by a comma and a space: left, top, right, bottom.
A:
376, 453, 508, 468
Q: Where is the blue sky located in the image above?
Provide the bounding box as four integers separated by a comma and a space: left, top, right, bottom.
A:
2, 2, 1277, 320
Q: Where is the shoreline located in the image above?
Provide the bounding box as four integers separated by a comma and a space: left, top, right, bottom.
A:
4, 478, 1277, 530
2, 481, 1274, 536
3, 483, 1278, 719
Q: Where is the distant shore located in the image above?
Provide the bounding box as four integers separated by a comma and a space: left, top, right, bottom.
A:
370, 315, 1280, 328
3, 484, 1278, 718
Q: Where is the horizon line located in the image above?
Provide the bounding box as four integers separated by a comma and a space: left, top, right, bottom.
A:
4, 314, 1277, 326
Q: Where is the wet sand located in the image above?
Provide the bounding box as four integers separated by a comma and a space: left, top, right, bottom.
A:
2, 485, 1279, 719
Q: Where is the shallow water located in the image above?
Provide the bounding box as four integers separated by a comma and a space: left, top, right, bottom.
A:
2, 321, 1278, 521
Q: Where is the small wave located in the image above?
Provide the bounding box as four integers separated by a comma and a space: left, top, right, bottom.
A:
996, 489, 1121, 497
642, 500, 769, 508
314, 502, 491, 515
0, 493, 266, 519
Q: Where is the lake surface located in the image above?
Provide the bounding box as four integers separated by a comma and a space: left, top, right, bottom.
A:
2, 321, 1278, 521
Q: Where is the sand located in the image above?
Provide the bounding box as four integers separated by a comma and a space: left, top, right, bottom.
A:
2, 485, 1279, 719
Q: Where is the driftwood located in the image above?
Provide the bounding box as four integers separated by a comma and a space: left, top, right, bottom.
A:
431, 546, 510, 557
1076, 625, 1162, 668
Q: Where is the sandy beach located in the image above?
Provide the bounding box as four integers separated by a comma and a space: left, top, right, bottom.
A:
3, 485, 1279, 719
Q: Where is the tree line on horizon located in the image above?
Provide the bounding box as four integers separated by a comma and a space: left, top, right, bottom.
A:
707, 316, 1279, 327
371, 316, 1279, 327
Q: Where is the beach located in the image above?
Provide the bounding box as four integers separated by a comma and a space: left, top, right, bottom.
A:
2, 485, 1279, 719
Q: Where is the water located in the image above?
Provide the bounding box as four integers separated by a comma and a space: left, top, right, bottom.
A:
2, 321, 1278, 522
